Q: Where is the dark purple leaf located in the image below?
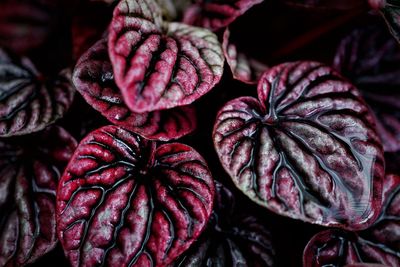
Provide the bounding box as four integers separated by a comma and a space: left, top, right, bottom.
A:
222, 27, 268, 84
182, 0, 264, 31
56, 125, 214, 267
213, 61, 385, 230
108, 0, 224, 113
303, 174, 400, 266
333, 24, 400, 152
172, 181, 275, 267
0, 126, 77, 267
0, 49, 75, 137
73, 38, 197, 141
0, 0, 57, 54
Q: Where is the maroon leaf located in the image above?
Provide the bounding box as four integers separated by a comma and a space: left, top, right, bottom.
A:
0, 49, 75, 137
0, 0, 57, 54
56, 125, 214, 267
108, 0, 224, 113
73, 38, 197, 141
213, 61, 385, 230
303, 174, 400, 266
172, 181, 275, 267
182, 0, 264, 31
0, 126, 77, 267
223, 27, 268, 84
333, 24, 400, 152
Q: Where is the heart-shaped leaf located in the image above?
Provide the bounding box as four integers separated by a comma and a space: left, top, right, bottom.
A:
108, 0, 224, 113
223, 27, 268, 84
0, 126, 77, 267
182, 0, 264, 31
0, 49, 75, 137
172, 181, 275, 267
57, 125, 214, 267
213, 61, 385, 230
303, 174, 400, 266
333, 24, 400, 152
73, 38, 197, 141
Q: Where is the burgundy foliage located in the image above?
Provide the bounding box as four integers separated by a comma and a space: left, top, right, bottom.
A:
172, 181, 275, 267
108, 0, 224, 113
222, 28, 268, 84
303, 174, 400, 267
0, 49, 75, 137
182, 0, 264, 31
0, 126, 77, 267
0, 0, 59, 54
213, 61, 385, 230
73, 38, 197, 141
56, 125, 215, 267
333, 24, 400, 152
2, 0, 400, 266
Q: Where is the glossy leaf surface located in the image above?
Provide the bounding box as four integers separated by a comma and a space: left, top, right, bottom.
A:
303, 174, 400, 267
0, 49, 75, 137
57, 125, 214, 267
213, 61, 385, 230
73, 39, 197, 141
108, 0, 224, 113
0, 126, 77, 267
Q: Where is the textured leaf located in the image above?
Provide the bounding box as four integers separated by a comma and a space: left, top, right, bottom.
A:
57, 125, 214, 267
0, 126, 77, 267
172, 181, 275, 267
303, 174, 400, 266
223, 27, 268, 84
108, 0, 224, 113
0, 0, 56, 54
182, 0, 264, 31
154, 0, 191, 21
333, 24, 400, 152
213, 61, 385, 230
0, 49, 75, 137
73, 38, 197, 141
